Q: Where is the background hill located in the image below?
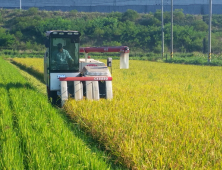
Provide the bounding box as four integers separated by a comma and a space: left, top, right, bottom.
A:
0, 8, 222, 55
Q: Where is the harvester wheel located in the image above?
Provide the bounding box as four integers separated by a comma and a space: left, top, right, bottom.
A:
48, 91, 61, 107
99, 81, 106, 98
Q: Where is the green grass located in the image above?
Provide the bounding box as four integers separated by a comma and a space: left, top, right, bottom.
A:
0, 57, 124, 169
0, 86, 24, 169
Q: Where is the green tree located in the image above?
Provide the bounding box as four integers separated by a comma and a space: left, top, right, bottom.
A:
107, 11, 122, 20
192, 20, 208, 32
26, 41, 32, 50
0, 28, 15, 47
0, 12, 2, 23
102, 40, 121, 46
170, 25, 205, 52
174, 9, 185, 24
122, 9, 139, 22
15, 31, 23, 39
69, 10, 78, 17
139, 14, 161, 26
25, 7, 39, 16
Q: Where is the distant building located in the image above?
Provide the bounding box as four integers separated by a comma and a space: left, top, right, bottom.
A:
1, 0, 222, 14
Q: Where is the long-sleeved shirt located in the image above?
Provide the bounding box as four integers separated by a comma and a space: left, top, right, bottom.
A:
54, 49, 72, 64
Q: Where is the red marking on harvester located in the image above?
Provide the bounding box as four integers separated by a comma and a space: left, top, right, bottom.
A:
79, 46, 130, 53
59, 77, 112, 81
87, 64, 97, 66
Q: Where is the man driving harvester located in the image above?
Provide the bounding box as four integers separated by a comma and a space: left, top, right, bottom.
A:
52, 43, 74, 70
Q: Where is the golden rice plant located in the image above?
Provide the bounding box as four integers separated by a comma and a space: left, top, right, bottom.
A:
65, 60, 222, 169
11, 58, 44, 74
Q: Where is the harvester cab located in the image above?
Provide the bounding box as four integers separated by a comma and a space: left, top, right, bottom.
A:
44, 30, 113, 106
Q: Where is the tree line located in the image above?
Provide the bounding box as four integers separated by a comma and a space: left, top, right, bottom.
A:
0, 8, 222, 53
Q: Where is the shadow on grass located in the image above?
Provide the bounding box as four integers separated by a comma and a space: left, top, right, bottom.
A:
0, 82, 35, 91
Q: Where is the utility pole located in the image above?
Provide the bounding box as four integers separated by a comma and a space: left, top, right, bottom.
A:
171, 0, 173, 59
113, 0, 116, 6
208, 0, 212, 63
20, 0, 21, 10
162, 0, 164, 59
113, 0, 116, 12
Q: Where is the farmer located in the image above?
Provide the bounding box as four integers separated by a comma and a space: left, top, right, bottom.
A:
52, 43, 74, 70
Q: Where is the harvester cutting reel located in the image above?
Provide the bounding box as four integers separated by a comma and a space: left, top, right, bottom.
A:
59, 63, 113, 106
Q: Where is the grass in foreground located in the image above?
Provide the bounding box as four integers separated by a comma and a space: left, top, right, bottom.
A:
0, 57, 123, 169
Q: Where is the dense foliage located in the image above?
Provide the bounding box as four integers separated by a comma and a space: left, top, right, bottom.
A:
0, 8, 222, 53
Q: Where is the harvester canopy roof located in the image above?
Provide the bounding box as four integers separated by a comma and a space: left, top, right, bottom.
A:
45, 30, 81, 37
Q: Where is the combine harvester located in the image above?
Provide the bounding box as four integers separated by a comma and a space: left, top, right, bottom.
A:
44, 30, 130, 106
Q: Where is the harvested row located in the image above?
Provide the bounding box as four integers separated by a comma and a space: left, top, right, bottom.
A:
11, 57, 222, 169
0, 81, 24, 169
0, 57, 116, 169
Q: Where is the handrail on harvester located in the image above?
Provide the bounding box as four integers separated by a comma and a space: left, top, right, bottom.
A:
79, 46, 129, 53
80, 46, 130, 69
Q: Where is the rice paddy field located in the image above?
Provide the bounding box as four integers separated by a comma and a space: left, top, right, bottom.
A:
7, 57, 222, 169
